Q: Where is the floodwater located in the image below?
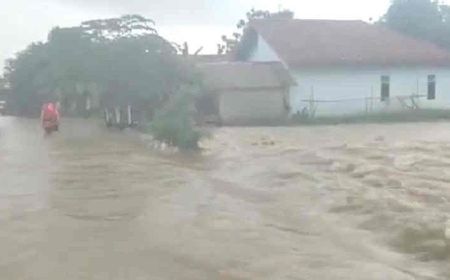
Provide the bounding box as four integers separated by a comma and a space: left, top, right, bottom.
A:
0, 117, 449, 279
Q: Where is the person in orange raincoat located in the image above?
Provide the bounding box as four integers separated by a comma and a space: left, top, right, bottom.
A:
41, 102, 60, 133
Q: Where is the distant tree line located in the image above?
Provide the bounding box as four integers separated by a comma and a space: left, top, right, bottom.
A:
2, 14, 202, 149
2, 15, 196, 117
381, 0, 450, 50
0, 78, 7, 99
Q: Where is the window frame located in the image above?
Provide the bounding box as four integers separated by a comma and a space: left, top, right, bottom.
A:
427, 74, 436, 100
381, 75, 390, 102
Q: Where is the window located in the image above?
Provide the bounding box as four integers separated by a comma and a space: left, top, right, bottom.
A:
381, 75, 390, 101
428, 75, 436, 100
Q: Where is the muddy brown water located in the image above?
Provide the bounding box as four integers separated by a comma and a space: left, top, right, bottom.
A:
0, 117, 449, 279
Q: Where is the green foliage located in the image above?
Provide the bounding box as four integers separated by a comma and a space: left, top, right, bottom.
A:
150, 85, 201, 150
381, 0, 450, 49
4, 43, 52, 115
2, 15, 186, 116
3, 14, 203, 149
81, 15, 156, 42
94, 35, 180, 108
0, 77, 8, 100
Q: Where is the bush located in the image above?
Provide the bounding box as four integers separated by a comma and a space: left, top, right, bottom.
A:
150, 88, 201, 150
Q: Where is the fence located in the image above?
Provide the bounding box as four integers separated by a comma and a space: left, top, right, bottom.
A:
298, 93, 428, 118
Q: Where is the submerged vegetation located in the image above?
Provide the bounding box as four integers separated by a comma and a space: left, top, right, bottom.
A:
150, 86, 202, 150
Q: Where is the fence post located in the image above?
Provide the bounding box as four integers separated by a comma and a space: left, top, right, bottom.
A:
127, 105, 132, 126
310, 86, 316, 118
365, 97, 369, 114
416, 77, 419, 96
371, 86, 374, 113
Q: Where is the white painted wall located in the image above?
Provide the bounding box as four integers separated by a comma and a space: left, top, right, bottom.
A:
290, 68, 450, 116
220, 88, 286, 125
248, 35, 450, 117
248, 35, 286, 66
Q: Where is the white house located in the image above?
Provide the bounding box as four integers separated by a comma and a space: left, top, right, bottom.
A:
239, 19, 450, 117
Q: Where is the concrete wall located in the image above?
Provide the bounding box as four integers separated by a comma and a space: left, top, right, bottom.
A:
248, 35, 286, 66
219, 88, 287, 125
290, 68, 450, 116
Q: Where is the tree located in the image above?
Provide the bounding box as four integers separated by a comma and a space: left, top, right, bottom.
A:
4, 43, 52, 115
2, 15, 191, 117
381, 0, 450, 49
150, 84, 202, 150
218, 9, 294, 54
95, 34, 182, 111
0, 77, 8, 101
81, 14, 157, 41
3, 14, 203, 148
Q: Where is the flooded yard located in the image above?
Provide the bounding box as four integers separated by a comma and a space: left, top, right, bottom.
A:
0, 117, 449, 279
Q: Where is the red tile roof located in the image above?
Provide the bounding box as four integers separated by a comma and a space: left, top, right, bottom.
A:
249, 19, 450, 68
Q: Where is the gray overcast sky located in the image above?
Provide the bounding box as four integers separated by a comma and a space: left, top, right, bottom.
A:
0, 0, 429, 67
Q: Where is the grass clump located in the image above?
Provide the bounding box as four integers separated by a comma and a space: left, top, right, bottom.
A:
150, 88, 201, 150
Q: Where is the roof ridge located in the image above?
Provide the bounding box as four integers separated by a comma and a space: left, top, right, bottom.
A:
250, 18, 365, 23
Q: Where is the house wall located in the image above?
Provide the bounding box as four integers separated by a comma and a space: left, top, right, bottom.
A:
249, 35, 286, 66
247, 36, 450, 117
290, 68, 450, 116
219, 88, 287, 125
